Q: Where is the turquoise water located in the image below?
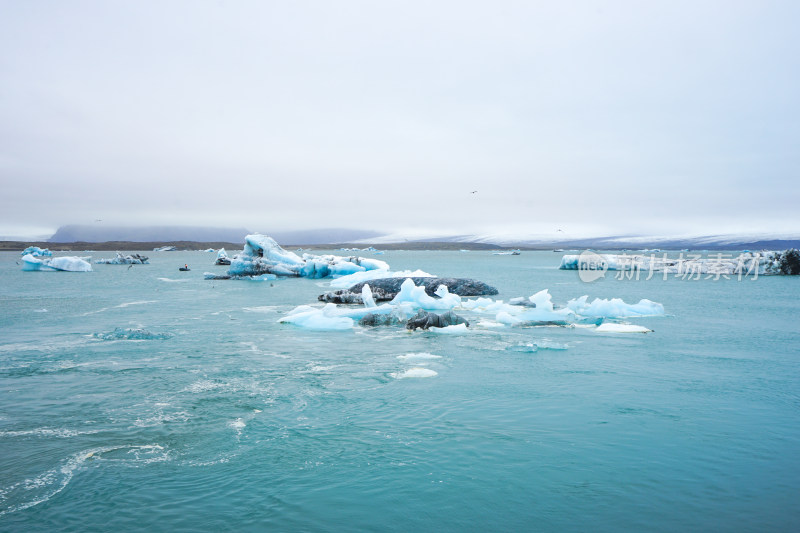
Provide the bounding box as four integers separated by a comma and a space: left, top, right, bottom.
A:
1, 250, 798, 531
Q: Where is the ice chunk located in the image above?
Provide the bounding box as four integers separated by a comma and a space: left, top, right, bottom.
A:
95, 252, 149, 265
390, 279, 460, 311
595, 323, 652, 333
21, 246, 52, 257
512, 290, 575, 323
278, 304, 355, 330
215, 248, 231, 265
566, 295, 665, 317
362, 284, 377, 308
560, 251, 787, 276
22, 254, 93, 272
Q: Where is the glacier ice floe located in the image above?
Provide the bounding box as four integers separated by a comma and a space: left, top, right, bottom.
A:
559, 251, 789, 276
94, 252, 149, 265
565, 295, 664, 317
21, 246, 52, 257
22, 254, 93, 272
227, 234, 390, 279
278, 277, 665, 333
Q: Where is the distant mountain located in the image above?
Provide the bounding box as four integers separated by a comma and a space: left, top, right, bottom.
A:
48, 225, 386, 245
50, 225, 252, 243
44, 225, 800, 249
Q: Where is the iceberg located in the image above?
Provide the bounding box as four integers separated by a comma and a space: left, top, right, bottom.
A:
461, 289, 662, 329
278, 304, 355, 330
390, 279, 461, 311
595, 323, 652, 333
22, 254, 92, 272
227, 234, 390, 279
565, 295, 665, 317
559, 250, 794, 276
153, 246, 178, 252
215, 248, 231, 265
95, 252, 149, 265
21, 246, 52, 257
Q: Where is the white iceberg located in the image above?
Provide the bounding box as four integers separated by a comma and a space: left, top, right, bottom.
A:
390, 279, 461, 311
22, 254, 92, 272
278, 304, 355, 330
565, 295, 665, 317
596, 323, 652, 333
153, 246, 178, 252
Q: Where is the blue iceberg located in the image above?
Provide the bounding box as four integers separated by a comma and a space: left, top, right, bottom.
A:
227, 234, 390, 279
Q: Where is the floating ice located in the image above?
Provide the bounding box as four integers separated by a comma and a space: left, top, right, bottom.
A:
429, 324, 469, 335
392, 367, 438, 379
595, 323, 652, 333
21, 246, 52, 257
362, 284, 377, 308
215, 248, 231, 265
95, 252, 149, 265
390, 279, 461, 311
153, 245, 177, 252
566, 295, 665, 317
510, 290, 575, 324
560, 251, 786, 276
278, 304, 355, 330
227, 234, 390, 279
463, 289, 661, 330
22, 254, 93, 272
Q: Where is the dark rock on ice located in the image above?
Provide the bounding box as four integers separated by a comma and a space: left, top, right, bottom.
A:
405, 310, 469, 331
319, 286, 393, 304
319, 277, 498, 304
359, 313, 404, 327
779, 248, 800, 275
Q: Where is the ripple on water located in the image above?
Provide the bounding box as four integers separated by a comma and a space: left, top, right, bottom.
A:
0, 444, 169, 517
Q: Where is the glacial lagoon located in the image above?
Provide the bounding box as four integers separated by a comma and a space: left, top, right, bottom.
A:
1, 249, 798, 531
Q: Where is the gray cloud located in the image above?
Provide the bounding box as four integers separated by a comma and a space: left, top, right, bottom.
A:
1, 1, 798, 238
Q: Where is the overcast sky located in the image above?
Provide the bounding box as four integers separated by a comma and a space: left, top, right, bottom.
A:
1, 1, 798, 239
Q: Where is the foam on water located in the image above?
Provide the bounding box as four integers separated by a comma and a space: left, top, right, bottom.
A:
0, 444, 168, 517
